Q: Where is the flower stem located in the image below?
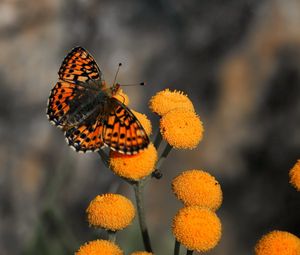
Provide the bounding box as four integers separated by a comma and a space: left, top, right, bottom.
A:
133, 181, 153, 252
154, 130, 162, 149
98, 149, 109, 167
174, 240, 180, 255
186, 250, 194, 255
156, 143, 173, 170
107, 230, 116, 243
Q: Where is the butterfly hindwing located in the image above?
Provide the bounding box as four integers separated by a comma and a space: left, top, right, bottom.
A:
59, 46, 102, 84
65, 118, 105, 152
103, 98, 150, 155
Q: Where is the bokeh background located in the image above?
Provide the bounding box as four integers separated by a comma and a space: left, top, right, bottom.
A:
1, 0, 300, 254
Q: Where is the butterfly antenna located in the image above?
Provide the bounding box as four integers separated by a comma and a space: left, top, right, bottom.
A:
113, 63, 122, 86
121, 82, 145, 86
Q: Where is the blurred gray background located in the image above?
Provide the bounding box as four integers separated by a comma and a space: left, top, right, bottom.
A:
0, 0, 300, 254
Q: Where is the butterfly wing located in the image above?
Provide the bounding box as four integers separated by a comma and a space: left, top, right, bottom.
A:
47, 80, 99, 128
48, 47, 103, 127
65, 118, 105, 152
103, 98, 150, 155
47, 81, 76, 127
58, 46, 103, 84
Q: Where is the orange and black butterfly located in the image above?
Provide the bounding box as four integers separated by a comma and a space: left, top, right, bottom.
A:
47, 46, 149, 154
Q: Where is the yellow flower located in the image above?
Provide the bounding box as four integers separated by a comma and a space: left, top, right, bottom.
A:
130, 252, 153, 255
289, 160, 300, 191
255, 230, 300, 255
149, 89, 194, 116
132, 110, 152, 136
86, 194, 135, 231
75, 239, 123, 255
113, 88, 130, 105
160, 108, 204, 149
172, 206, 222, 252
110, 143, 157, 180
172, 170, 222, 211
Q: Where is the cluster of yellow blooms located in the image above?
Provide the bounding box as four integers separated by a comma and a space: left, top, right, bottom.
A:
86, 194, 135, 231
149, 89, 203, 149
76, 240, 123, 255
171, 170, 222, 252
76, 192, 151, 255
73, 88, 212, 254
289, 160, 300, 192
110, 143, 157, 180
255, 231, 300, 255
149, 90, 222, 252
74, 88, 300, 254
253, 160, 300, 255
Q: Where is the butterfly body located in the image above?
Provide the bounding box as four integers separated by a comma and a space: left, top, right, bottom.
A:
64, 87, 108, 127
47, 47, 149, 154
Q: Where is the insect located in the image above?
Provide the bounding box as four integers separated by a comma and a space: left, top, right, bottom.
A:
47, 46, 150, 154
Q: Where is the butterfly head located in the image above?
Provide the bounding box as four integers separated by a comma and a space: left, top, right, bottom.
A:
111, 83, 121, 96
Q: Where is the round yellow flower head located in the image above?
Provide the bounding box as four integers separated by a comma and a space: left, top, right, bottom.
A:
109, 143, 157, 180
113, 88, 130, 106
149, 89, 194, 116
172, 206, 222, 252
75, 239, 123, 255
289, 160, 300, 191
86, 194, 135, 231
131, 110, 152, 136
255, 230, 300, 255
172, 170, 222, 211
160, 108, 204, 149
130, 252, 153, 255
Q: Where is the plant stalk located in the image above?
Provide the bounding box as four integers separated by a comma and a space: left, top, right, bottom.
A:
133, 181, 153, 252
154, 130, 162, 149
98, 149, 109, 167
156, 143, 173, 171
107, 230, 116, 243
174, 240, 180, 255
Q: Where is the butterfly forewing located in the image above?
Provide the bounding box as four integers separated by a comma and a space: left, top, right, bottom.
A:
58, 46, 103, 84
47, 80, 98, 128
47, 81, 76, 127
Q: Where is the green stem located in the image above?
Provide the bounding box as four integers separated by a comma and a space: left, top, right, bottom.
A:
153, 130, 162, 149
186, 250, 194, 255
133, 181, 153, 252
98, 149, 109, 167
107, 230, 117, 243
156, 143, 173, 170
174, 240, 180, 255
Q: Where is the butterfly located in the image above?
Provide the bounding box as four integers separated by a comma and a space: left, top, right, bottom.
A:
47, 46, 150, 154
